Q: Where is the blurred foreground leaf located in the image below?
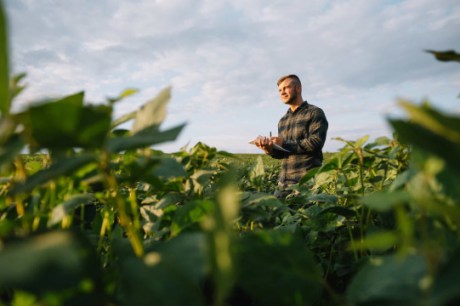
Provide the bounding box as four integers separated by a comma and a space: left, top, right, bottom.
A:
117, 233, 207, 306
18, 92, 112, 149
347, 254, 427, 306
0, 231, 103, 303
235, 230, 323, 306
426, 50, 460, 63
107, 123, 185, 153
132, 87, 171, 133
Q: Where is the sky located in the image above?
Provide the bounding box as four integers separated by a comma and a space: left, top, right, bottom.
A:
4, 0, 460, 153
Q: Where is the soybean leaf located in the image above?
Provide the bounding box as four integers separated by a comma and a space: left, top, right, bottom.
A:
390, 119, 460, 173
307, 194, 339, 204
355, 135, 370, 148
389, 169, 415, 191
153, 156, 187, 179
132, 87, 171, 133
171, 200, 213, 237
361, 191, 410, 212
111, 110, 136, 129
300, 157, 339, 184
426, 49, 460, 63
11, 154, 96, 194
10, 72, 26, 101
19, 92, 112, 149
235, 230, 323, 306
107, 87, 139, 105
106, 123, 185, 153
0, 0, 9, 116
116, 156, 161, 184
398, 100, 460, 144
240, 191, 283, 209
48, 194, 96, 226
349, 231, 397, 252
299, 167, 320, 184
347, 254, 427, 306
0, 231, 102, 296
249, 156, 265, 179
367, 136, 391, 148
319, 205, 355, 217
118, 233, 207, 306
240, 192, 285, 224
334, 135, 369, 149
430, 247, 460, 305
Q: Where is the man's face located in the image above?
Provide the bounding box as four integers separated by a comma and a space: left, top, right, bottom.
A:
278, 78, 298, 105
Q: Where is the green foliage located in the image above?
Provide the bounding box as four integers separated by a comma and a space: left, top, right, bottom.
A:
20, 92, 112, 150
425, 49, 460, 63
235, 230, 323, 306
1, 3, 460, 304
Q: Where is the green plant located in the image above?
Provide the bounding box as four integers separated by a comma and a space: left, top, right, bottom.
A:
1, 0, 460, 304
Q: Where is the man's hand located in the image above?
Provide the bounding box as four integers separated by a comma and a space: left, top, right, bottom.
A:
254, 136, 273, 154
270, 136, 284, 147
254, 135, 284, 154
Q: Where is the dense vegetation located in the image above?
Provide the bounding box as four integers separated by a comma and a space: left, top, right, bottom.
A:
1, 3, 460, 305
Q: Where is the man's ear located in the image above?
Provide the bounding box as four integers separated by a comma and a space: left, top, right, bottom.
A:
296, 84, 302, 94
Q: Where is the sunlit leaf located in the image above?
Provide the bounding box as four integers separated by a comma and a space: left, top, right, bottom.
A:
11, 291, 37, 306
333, 135, 369, 149
132, 87, 171, 133
111, 110, 136, 129
107, 87, 139, 104
48, 194, 96, 226
240, 191, 283, 209
349, 231, 397, 251
249, 156, 265, 179
355, 135, 370, 148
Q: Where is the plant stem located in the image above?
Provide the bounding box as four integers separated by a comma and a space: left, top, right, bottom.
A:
99, 151, 144, 257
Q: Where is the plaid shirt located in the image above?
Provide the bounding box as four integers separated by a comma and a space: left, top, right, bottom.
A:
270, 101, 328, 186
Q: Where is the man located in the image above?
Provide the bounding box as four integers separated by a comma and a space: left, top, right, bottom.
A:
255, 74, 328, 199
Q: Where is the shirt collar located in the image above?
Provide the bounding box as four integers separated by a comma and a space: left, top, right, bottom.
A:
287, 101, 309, 114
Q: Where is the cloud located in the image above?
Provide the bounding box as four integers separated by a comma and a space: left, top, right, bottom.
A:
4, 0, 460, 153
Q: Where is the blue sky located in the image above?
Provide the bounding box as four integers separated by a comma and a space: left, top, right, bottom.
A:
4, 0, 460, 153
